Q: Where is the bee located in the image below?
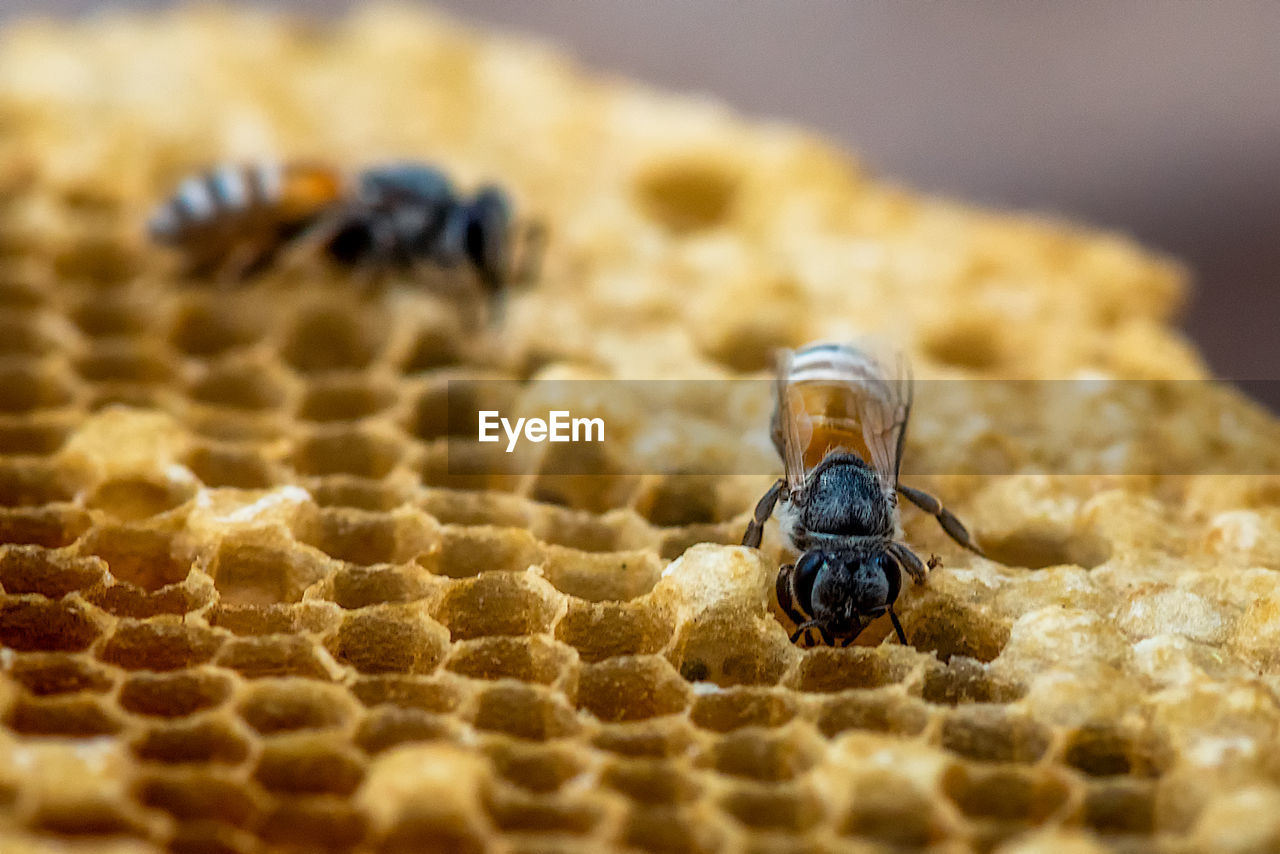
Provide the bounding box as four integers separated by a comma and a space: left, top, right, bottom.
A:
742, 342, 984, 646
147, 161, 542, 302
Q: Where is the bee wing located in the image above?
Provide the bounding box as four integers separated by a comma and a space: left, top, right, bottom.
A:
852, 346, 913, 489
770, 348, 812, 492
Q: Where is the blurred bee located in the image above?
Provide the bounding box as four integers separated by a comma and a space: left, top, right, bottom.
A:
147, 161, 542, 304
742, 342, 984, 646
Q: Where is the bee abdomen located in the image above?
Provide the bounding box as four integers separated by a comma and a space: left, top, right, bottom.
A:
148, 163, 283, 243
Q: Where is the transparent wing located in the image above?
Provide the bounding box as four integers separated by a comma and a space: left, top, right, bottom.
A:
769, 349, 810, 492
849, 344, 913, 490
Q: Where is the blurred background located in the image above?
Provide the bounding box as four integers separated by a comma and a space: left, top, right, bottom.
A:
3, 1, 1278, 398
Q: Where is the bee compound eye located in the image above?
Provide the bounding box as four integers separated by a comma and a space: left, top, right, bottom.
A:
792, 551, 825, 612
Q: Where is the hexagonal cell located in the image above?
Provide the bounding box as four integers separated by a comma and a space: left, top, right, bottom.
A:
356, 705, 458, 754
602, 758, 702, 806
436, 572, 564, 640
290, 429, 403, 479
0, 546, 104, 597
82, 525, 192, 590
541, 546, 663, 602
97, 620, 223, 670
185, 407, 288, 443
555, 600, 673, 664
168, 297, 264, 356
690, 688, 798, 733
815, 690, 932, 739
633, 153, 741, 234
790, 646, 918, 693
1061, 723, 1167, 778
839, 775, 948, 847
0, 314, 57, 358
473, 683, 581, 740
0, 363, 75, 414
941, 763, 1071, 823
419, 487, 534, 528
298, 375, 397, 423
73, 342, 174, 384
1083, 778, 1156, 835
189, 363, 288, 412
0, 461, 78, 508
577, 656, 690, 723
281, 303, 383, 374
236, 679, 357, 735
0, 505, 91, 547
312, 474, 408, 511
253, 734, 365, 796
903, 597, 1010, 664
119, 669, 235, 717
422, 525, 543, 579
70, 296, 151, 337
183, 442, 275, 489
83, 574, 214, 619
4, 693, 121, 737
327, 605, 450, 675
54, 235, 141, 283
719, 781, 824, 833
707, 726, 821, 783
938, 706, 1051, 764
531, 509, 628, 554
351, 675, 465, 713
208, 539, 329, 606
329, 562, 433, 609
484, 788, 605, 836
135, 769, 262, 828
592, 718, 699, 759
529, 467, 641, 516
407, 377, 520, 442
204, 601, 336, 637
633, 475, 728, 527
85, 476, 197, 521
0, 417, 70, 455
670, 613, 792, 688
445, 635, 577, 685
486, 742, 586, 794
258, 796, 368, 849
983, 526, 1112, 570
216, 634, 337, 680
295, 506, 429, 567
0, 597, 102, 651
657, 522, 740, 561
6, 652, 115, 695
918, 655, 1025, 706
29, 799, 147, 839
131, 716, 253, 764
622, 804, 727, 854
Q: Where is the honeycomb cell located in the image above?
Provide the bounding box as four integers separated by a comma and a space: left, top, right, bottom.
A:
918, 655, 1025, 706
602, 758, 702, 805
207, 601, 337, 636
407, 377, 519, 442
421, 525, 543, 579
53, 235, 140, 283
98, 620, 223, 670
281, 304, 383, 373
718, 782, 824, 833
486, 741, 586, 794
938, 706, 1052, 764
0, 546, 104, 597
253, 734, 366, 796
216, 634, 337, 680
790, 646, 917, 694
258, 796, 369, 848
532, 509, 628, 554
593, 718, 699, 759
329, 562, 432, 609
82, 525, 192, 590
298, 376, 397, 423
0, 505, 92, 547
633, 153, 741, 234
84, 574, 214, 619
0, 597, 102, 651
555, 600, 673, 663
418, 438, 528, 494
0, 417, 71, 455
419, 488, 534, 528
134, 769, 263, 827
690, 688, 797, 733
6, 652, 115, 695
633, 475, 726, 527
290, 429, 403, 479
169, 297, 264, 356
70, 296, 151, 337
473, 683, 581, 740
941, 763, 1071, 823
708, 727, 820, 783
622, 804, 728, 854
1082, 778, 1156, 835
400, 321, 465, 373
356, 705, 458, 753
327, 605, 450, 674
839, 776, 948, 847
0, 363, 76, 414
904, 597, 1010, 663
296, 506, 428, 566
436, 572, 564, 640
189, 363, 288, 412
183, 442, 275, 489
484, 787, 605, 836
208, 539, 329, 606
131, 716, 253, 764
982, 527, 1112, 571
0, 314, 57, 357
445, 635, 577, 685
541, 546, 662, 602
73, 342, 174, 384
236, 678, 357, 734
350, 675, 465, 713
815, 690, 932, 739
312, 475, 408, 511
577, 656, 690, 723
5, 694, 122, 736
119, 669, 235, 717
86, 475, 196, 521
1061, 723, 1166, 778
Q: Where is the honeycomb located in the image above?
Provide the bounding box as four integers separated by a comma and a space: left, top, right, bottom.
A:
2, 6, 1280, 853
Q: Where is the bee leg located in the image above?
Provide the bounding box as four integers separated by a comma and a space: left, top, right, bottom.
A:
897, 484, 985, 557
789, 621, 819, 645
887, 607, 908, 645
743, 478, 786, 548
817, 624, 835, 646
888, 541, 930, 585
775, 563, 805, 625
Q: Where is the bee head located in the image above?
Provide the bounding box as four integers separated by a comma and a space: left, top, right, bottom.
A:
793, 546, 901, 625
